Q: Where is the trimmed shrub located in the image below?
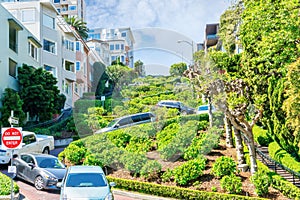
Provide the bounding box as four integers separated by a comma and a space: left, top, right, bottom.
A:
0, 173, 19, 195
211, 156, 237, 178
107, 129, 131, 148
121, 152, 148, 176
268, 141, 300, 173
250, 170, 272, 196
140, 160, 162, 179
107, 176, 266, 200
220, 174, 242, 194
253, 126, 273, 146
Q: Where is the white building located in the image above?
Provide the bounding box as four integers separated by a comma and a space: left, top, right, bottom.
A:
53, 0, 86, 21
88, 28, 135, 68
0, 3, 41, 103
2, 0, 78, 108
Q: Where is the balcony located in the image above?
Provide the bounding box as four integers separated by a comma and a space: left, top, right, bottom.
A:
63, 69, 76, 82
76, 70, 86, 84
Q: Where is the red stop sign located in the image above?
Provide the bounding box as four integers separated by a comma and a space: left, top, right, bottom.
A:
1, 127, 22, 149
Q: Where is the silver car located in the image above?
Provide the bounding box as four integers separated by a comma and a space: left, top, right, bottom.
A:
13, 153, 66, 190
58, 165, 116, 200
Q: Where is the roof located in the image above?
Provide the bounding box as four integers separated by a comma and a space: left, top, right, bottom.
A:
68, 166, 105, 174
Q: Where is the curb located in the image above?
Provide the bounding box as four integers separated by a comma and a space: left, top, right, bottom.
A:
0, 193, 20, 200
112, 189, 175, 200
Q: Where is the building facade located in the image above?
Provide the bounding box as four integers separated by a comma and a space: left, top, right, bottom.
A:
88, 28, 135, 68
53, 0, 85, 21
0, 3, 41, 105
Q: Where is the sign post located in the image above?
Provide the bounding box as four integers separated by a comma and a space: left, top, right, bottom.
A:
2, 111, 22, 200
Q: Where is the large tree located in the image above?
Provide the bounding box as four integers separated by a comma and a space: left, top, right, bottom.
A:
18, 65, 66, 122
169, 62, 187, 77
240, 0, 300, 158
0, 88, 25, 127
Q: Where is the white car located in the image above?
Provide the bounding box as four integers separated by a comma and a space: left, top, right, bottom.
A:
0, 131, 54, 164
58, 166, 115, 200
197, 105, 216, 115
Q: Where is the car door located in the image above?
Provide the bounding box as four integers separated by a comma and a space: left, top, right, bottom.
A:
22, 154, 37, 183
20, 134, 38, 153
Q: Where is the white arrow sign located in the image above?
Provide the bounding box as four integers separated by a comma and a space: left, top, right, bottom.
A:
8, 117, 19, 125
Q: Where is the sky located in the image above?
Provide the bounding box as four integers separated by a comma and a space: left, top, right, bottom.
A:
85, 0, 231, 75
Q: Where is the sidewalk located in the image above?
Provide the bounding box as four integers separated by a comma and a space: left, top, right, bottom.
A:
113, 189, 176, 200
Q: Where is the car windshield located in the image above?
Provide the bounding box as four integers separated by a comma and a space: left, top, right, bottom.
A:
66, 173, 107, 187
36, 157, 65, 169
107, 119, 118, 127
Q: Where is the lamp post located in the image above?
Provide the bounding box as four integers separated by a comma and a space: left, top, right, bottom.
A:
177, 40, 194, 66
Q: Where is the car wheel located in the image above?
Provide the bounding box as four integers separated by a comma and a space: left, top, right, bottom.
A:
181, 111, 187, 115
42, 147, 49, 154
34, 176, 44, 190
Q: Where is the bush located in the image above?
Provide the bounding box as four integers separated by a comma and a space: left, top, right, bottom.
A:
107, 176, 265, 200
253, 126, 273, 146
268, 141, 300, 173
250, 170, 272, 196
140, 160, 162, 179
83, 154, 103, 167
107, 129, 131, 148
220, 174, 242, 194
58, 142, 87, 165
168, 156, 207, 186
121, 152, 148, 176
211, 156, 237, 178
0, 173, 19, 195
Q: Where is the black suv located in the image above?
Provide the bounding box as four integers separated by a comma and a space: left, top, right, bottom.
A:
156, 100, 195, 115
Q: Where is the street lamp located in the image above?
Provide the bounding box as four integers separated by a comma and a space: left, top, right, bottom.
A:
177, 40, 194, 66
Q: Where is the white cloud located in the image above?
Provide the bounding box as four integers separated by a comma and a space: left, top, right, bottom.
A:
86, 0, 231, 41
85, 0, 231, 73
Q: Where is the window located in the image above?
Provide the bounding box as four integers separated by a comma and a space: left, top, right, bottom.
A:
9, 26, 17, 52
121, 56, 125, 63
109, 44, 114, 51
22, 9, 35, 22
57, 8, 60, 13
64, 39, 74, 51
44, 65, 56, 77
111, 56, 116, 61
28, 42, 38, 60
63, 80, 71, 94
76, 61, 80, 71
115, 44, 120, 50
43, 39, 56, 54
43, 14, 55, 29
69, 5, 76, 11
9, 58, 17, 78
54, 0, 60, 3
121, 32, 126, 37
65, 60, 75, 72
74, 83, 78, 94
76, 41, 81, 51
121, 44, 124, 50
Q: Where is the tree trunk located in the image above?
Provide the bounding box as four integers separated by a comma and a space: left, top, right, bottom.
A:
233, 127, 245, 165
225, 116, 233, 148
244, 132, 258, 174
208, 97, 213, 128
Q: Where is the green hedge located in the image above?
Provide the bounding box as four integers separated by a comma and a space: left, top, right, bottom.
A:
252, 126, 273, 146
268, 141, 300, 173
0, 173, 19, 195
107, 176, 266, 200
256, 160, 300, 200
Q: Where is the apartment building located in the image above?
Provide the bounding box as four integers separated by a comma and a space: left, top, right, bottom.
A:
204, 23, 221, 52
0, 3, 41, 103
88, 28, 135, 68
1, 0, 78, 108
53, 0, 86, 21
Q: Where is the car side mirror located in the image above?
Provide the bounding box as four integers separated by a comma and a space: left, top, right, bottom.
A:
56, 182, 62, 188
28, 163, 35, 169
109, 182, 116, 187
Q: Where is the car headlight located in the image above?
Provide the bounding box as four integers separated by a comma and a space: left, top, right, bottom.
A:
43, 174, 58, 181
105, 192, 114, 200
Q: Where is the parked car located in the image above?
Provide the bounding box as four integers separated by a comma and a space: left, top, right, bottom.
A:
95, 112, 156, 134
197, 105, 216, 115
156, 100, 195, 115
13, 153, 66, 190
57, 166, 115, 200
0, 131, 55, 164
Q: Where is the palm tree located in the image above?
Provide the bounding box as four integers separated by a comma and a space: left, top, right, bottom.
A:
64, 16, 89, 40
